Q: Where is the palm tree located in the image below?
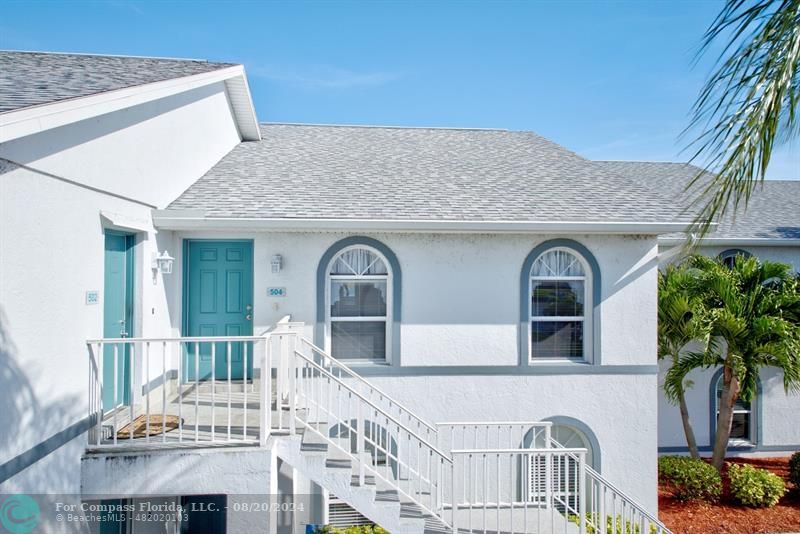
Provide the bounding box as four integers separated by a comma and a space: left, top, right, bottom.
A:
666, 255, 800, 471
687, 0, 800, 237
659, 264, 706, 458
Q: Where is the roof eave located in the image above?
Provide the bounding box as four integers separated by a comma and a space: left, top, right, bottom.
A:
152, 210, 698, 234
0, 64, 260, 143
659, 236, 800, 247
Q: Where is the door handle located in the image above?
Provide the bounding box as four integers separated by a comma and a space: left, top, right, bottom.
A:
246, 314, 252, 321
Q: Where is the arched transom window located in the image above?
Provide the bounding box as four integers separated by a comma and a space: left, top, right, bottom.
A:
529, 248, 591, 361
327, 246, 391, 362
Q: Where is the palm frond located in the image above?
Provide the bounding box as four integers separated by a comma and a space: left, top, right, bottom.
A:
664, 350, 720, 403
685, 0, 800, 237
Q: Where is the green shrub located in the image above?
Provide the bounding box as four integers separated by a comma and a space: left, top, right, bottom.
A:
657, 455, 721, 502
789, 452, 800, 488
568, 513, 658, 534
728, 463, 786, 507
314, 526, 388, 534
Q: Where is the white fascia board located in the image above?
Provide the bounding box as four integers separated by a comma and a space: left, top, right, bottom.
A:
224, 71, 261, 141
152, 211, 696, 234
0, 66, 259, 143
660, 237, 800, 247
100, 210, 155, 233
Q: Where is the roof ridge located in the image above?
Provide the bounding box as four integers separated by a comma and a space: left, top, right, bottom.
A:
0, 49, 224, 64
260, 121, 509, 132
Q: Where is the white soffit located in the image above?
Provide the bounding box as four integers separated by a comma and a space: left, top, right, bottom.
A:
100, 210, 155, 233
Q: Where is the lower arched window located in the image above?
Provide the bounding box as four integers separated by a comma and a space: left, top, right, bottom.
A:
527, 420, 598, 508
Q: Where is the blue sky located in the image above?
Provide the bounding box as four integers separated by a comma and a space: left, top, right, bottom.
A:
2, 0, 797, 178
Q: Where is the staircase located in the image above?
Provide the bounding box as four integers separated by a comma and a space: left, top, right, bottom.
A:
265, 324, 672, 534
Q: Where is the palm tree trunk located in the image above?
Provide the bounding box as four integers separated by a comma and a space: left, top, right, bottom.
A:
712, 365, 740, 471
678, 391, 700, 459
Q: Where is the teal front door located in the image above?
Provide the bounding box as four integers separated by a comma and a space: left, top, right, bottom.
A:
103, 232, 134, 410
185, 240, 254, 380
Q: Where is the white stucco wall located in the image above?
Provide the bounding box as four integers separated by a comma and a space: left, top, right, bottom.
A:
0, 84, 241, 493
164, 230, 662, 511
658, 362, 800, 453
371, 373, 659, 511
173, 231, 660, 369
80, 449, 272, 534
0, 82, 241, 208
657, 243, 800, 454
2, 151, 663, 516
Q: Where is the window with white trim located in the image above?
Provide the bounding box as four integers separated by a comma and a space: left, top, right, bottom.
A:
529, 248, 591, 361
715, 375, 754, 443
327, 246, 391, 362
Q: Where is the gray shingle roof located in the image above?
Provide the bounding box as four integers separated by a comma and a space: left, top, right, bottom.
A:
595, 161, 800, 240
0, 51, 236, 113
169, 123, 690, 225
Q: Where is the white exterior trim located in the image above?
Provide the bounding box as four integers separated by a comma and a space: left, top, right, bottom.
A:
660, 237, 800, 247
0, 66, 260, 143
152, 212, 696, 234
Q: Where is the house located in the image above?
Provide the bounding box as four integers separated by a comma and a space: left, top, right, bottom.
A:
2, 50, 788, 533
596, 162, 800, 457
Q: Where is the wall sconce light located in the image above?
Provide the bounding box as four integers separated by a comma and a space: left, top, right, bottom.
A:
152, 251, 175, 275
271, 254, 283, 273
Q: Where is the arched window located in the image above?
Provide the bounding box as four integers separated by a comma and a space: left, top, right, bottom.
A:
719, 248, 752, 269
326, 246, 391, 362
529, 248, 592, 361
713, 373, 756, 444
526, 418, 600, 507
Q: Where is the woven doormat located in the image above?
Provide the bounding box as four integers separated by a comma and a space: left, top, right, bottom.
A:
116, 415, 181, 439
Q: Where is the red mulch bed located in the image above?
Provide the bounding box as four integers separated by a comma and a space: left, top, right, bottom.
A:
659, 457, 800, 534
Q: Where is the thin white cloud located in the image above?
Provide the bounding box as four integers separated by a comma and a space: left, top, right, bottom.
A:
249, 64, 401, 90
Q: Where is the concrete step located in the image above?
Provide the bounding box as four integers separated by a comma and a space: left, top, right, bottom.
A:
274, 435, 427, 534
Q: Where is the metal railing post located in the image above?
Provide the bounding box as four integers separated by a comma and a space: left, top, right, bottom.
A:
451, 457, 458, 533
260, 335, 271, 446
579, 451, 587, 534
356, 400, 365, 486
91, 343, 103, 446
288, 334, 297, 434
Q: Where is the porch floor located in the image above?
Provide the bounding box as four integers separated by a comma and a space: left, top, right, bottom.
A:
89, 379, 290, 450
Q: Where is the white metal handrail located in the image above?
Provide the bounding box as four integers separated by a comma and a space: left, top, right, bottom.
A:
86, 322, 671, 534
437, 422, 553, 456
294, 349, 451, 459
298, 338, 438, 436
289, 345, 455, 528
549, 438, 672, 534
450, 447, 588, 534
87, 336, 268, 448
